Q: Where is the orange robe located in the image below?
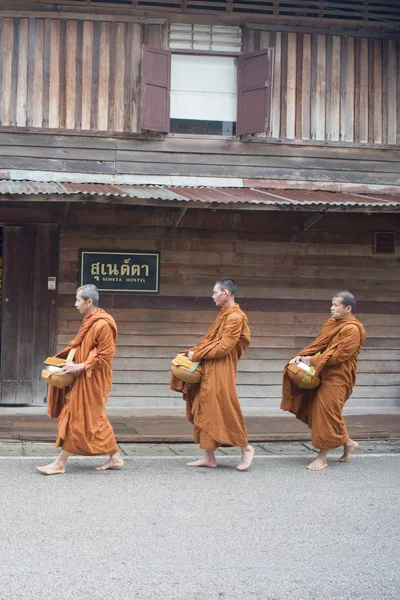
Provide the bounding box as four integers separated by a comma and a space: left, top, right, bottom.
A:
171, 304, 251, 449
281, 316, 366, 450
47, 309, 119, 456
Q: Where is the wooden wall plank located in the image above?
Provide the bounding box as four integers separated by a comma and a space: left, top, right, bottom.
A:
49, 19, 60, 129
387, 40, 397, 146
373, 38, 383, 144
0, 18, 3, 126
2, 18, 14, 126
358, 37, 369, 143
90, 20, 101, 131
280, 32, 288, 139
75, 19, 83, 130
97, 21, 110, 131
42, 18, 50, 128
26, 18, 35, 127
10, 17, 19, 126
271, 31, 281, 139
345, 36, 355, 142
329, 35, 340, 141
32, 18, 44, 127
107, 20, 117, 132
58, 18, 67, 129
81, 19, 94, 131
65, 19, 77, 130
16, 18, 28, 127
130, 22, 142, 134
315, 34, 326, 141
382, 39, 388, 145
286, 32, 296, 140
301, 33, 311, 141
114, 22, 126, 132
294, 32, 302, 140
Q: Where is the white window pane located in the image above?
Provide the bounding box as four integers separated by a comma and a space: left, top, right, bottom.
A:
170, 55, 237, 122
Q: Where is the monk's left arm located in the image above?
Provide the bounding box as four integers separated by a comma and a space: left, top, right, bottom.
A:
313, 326, 361, 366
84, 322, 116, 373
191, 315, 243, 360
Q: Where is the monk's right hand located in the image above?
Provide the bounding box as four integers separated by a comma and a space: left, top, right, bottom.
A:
289, 355, 302, 364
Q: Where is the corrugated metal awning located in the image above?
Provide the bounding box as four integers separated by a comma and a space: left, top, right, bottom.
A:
1, 180, 400, 210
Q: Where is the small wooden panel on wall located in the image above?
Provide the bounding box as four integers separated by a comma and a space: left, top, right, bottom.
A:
243, 26, 400, 145
0, 16, 162, 133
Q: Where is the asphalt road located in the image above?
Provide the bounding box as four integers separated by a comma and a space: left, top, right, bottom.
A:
1, 453, 399, 600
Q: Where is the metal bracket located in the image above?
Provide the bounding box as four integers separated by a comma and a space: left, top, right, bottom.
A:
302, 212, 326, 233
173, 207, 187, 227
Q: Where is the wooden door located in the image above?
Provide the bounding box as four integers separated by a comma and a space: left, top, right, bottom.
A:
0, 225, 59, 405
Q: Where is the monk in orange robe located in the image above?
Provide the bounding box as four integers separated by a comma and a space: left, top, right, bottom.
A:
281, 291, 366, 471
171, 278, 255, 470
37, 284, 123, 475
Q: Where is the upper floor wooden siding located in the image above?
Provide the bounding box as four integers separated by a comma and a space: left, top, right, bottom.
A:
244, 26, 400, 145
0, 15, 399, 146
4, 0, 400, 26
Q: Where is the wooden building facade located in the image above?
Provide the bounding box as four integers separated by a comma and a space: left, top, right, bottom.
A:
0, 0, 400, 417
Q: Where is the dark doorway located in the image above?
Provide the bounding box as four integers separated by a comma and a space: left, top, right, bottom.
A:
0, 225, 59, 405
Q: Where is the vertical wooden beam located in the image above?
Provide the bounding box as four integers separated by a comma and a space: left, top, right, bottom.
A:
373, 38, 382, 144
11, 17, 19, 126
387, 39, 397, 145
59, 18, 67, 129
16, 18, 28, 127
329, 35, 341, 142
286, 32, 296, 140
97, 21, 110, 131
301, 33, 311, 140
130, 22, 142, 133
310, 33, 318, 140
108, 21, 117, 131
65, 19, 77, 130
42, 18, 51, 128
280, 32, 288, 139
359, 37, 368, 143
345, 36, 355, 142
354, 36, 360, 143
26, 17, 35, 127
295, 32, 303, 140
339, 35, 347, 142
114, 22, 126, 132
382, 38, 389, 145
316, 34, 326, 141
32, 19, 44, 128
124, 21, 133, 133
368, 38, 374, 143
271, 31, 281, 139
49, 19, 60, 129
75, 19, 83, 130
91, 20, 101, 131
81, 20, 94, 130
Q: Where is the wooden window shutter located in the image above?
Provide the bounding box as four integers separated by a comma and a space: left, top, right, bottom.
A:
140, 45, 171, 133
236, 48, 273, 136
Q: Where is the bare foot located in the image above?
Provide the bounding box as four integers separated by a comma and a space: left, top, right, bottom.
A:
37, 461, 66, 475
306, 457, 328, 471
95, 453, 124, 471
339, 440, 359, 462
237, 445, 255, 471
187, 457, 217, 468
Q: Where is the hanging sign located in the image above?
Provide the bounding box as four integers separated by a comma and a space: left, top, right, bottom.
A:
79, 250, 160, 294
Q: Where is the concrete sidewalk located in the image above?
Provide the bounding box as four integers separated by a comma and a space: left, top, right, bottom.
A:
0, 407, 399, 443
1, 439, 400, 457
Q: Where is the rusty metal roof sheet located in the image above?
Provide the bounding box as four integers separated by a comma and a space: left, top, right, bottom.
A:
1, 180, 400, 209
